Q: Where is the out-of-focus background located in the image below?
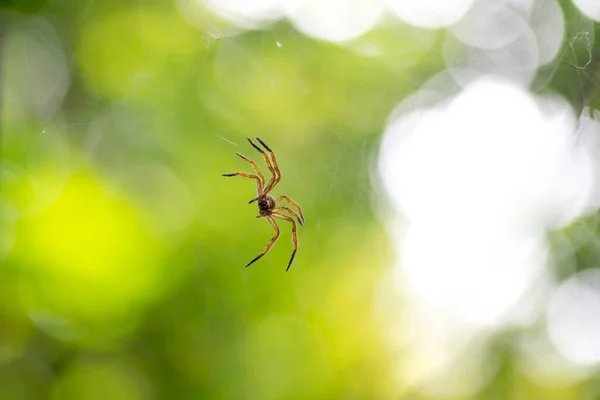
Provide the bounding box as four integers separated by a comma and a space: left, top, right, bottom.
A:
3, 0, 600, 398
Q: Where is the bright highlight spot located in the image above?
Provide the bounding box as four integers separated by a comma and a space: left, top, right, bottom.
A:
401, 223, 546, 327
572, 0, 600, 22
381, 78, 592, 233
288, 0, 384, 42
379, 76, 600, 393
203, 0, 298, 28
386, 0, 475, 29
548, 269, 600, 366
449, 1, 528, 50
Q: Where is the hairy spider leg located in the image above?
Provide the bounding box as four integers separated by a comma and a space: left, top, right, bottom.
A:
221, 172, 262, 195
245, 215, 280, 268
272, 213, 297, 271
247, 138, 277, 194
255, 137, 281, 194
275, 195, 304, 224
272, 207, 303, 226
235, 152, 264, 192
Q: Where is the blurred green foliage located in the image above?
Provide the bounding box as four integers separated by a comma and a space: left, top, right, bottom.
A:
2, 0, 600, 399
0, 0, 406, 398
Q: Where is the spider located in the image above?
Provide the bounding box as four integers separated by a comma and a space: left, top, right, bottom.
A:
222, 137, 305, 271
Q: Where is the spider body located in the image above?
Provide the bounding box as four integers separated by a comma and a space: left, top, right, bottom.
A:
258, 195, 276, 215
222, 137, 305, 271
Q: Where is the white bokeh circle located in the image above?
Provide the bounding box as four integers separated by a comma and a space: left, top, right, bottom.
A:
287, 0, 384, 42
548, 269, 600, 365
386, 0, 475, 29
572, 0, 600, 22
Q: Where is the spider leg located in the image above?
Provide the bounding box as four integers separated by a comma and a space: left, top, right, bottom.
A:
255, 137, 281, 194
235, 152, 265, 189
247, 138, 277, 192
275, 195, 304, 224
272, 212, 297, 271
245, 215, 280, 268
272, 207, 303, 226
221, 172, 262, 195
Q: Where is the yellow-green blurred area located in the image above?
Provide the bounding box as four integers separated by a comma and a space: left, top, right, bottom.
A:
0, 1, 407, 399
2, 0, 599, 399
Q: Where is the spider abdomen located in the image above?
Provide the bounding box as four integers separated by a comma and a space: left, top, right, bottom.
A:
258, 195, 276, 213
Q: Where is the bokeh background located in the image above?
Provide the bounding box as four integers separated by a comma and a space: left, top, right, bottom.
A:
3, 0, 600, 398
